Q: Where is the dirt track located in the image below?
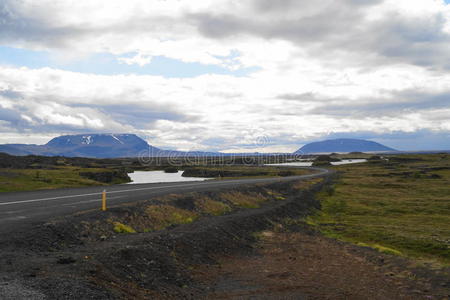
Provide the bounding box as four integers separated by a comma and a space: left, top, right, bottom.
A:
0, 177, 448, 299
195, 228, 449, 299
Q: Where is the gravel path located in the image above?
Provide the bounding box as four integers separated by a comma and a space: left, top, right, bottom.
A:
0, 280, 46, 300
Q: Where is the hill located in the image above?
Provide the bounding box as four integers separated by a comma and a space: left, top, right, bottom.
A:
295, 138, 396, 154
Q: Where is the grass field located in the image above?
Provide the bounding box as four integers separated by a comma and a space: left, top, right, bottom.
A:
0, 166, 130, 192
308, 154, 450, 267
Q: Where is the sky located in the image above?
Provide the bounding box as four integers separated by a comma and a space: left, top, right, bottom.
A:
0, 0, 449, 152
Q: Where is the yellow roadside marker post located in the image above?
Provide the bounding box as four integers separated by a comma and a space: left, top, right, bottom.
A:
102, 189, 107, 211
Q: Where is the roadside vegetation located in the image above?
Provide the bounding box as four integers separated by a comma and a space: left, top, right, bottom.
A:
76, 178, 324, 238
181, 165, 313, 179
308, 154, 450, 266
102, 191, 269, 234
144, 204, 199, 231
113, 222, 137, 234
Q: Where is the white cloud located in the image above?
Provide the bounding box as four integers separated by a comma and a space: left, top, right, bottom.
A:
1, 65, 449, 151
2, 0, 448, 70
0, 0, 450, 151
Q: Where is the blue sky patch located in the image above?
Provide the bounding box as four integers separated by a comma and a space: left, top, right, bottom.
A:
0, 46, 259, 78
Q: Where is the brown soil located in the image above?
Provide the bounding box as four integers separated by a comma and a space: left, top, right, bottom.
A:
193, 227, 449, 299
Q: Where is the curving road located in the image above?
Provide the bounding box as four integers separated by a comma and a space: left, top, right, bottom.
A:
0, 167, 329, 232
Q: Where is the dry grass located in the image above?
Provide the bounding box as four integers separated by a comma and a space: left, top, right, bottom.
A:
145, 205, 198, 231
292, 178, 324, 191
194, 196, 232, 216
97, 176, 322, 235
219, 191, 268, 209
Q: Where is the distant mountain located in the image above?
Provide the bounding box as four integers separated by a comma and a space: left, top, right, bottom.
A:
0, 135, 398, 158
295, 138, 396, 154
0, 134, 291, 158
0, 134, 162, 158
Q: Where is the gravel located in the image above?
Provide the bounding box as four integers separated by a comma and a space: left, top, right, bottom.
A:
0, 280, 46, 300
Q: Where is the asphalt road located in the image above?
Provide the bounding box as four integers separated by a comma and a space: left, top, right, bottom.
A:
0, 167, 329, 231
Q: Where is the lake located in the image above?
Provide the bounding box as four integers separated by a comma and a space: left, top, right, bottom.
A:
128, 160, 367, 184
128, 171, 210, 184
266, 159, 367, 167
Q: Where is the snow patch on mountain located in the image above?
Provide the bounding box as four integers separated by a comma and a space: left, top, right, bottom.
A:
82, 136, 93, 145
111, 134, 124, 144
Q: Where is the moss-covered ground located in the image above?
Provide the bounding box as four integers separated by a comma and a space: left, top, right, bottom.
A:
308, 154, 450, 266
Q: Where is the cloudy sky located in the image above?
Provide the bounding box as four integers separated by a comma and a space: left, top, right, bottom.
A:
1, 0, 450, 152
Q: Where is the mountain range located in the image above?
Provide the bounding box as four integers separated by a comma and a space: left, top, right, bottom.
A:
0, 134, 160, 158
0, 134, 398, 158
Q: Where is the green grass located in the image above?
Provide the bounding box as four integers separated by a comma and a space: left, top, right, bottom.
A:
113, 222, 136, 234
0, 166, 129, 192
194, 196, 232, 216
308, 154, 450, 266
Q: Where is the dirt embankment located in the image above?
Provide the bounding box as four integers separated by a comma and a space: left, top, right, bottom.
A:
194, 224, 450, 299
0, 178, 324, 298
0, 174, 448, 299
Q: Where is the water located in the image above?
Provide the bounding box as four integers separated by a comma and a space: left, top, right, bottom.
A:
128, 171, 210, 184
128, 159, 368, 184
331, 159, 367, 165
266, 159, 367, 167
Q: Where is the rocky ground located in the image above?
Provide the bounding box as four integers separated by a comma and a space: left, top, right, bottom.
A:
0, 177, 448, 299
